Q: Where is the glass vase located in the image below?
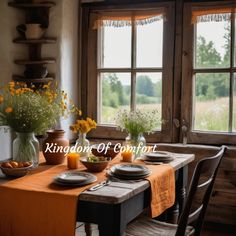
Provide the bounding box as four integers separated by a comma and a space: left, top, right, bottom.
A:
13, 132, 39, 168
75, 133, 90, 157
125, 133, 146, 160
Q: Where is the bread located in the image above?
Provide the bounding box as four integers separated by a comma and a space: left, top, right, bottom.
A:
1, 161, 32, 168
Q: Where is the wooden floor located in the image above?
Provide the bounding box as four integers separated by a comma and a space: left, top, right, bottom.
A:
75, 222, 236, 236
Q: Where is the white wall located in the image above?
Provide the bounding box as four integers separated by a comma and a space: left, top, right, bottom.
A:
0, 0, 79, 140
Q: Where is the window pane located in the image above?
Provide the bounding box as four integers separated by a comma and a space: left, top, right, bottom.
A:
193, 73, 229, 132
136, 19, 163, 68
100, 73, 131, 124
233, 74, 236, 131
136, 72, 162, 129
195, 15, 231, 68
100, 25, 131, 68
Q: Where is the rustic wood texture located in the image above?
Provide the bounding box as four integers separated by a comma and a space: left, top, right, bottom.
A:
181, 2, 236, 145
10, 2, 56, 84
156, 143, 236, 226
75, 221, 236, 236
13, 38, 57, 44
172, 0, 184, 143
14, 58, 55, 65
79, 153, 194, 204
12, 75, 54, 83
8, 2, 55, 8
82, 2, 175, 143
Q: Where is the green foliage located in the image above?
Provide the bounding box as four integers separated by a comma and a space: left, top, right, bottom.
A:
0, 82, 79, 134
102, 73, 129, 108
0, 90, 61, 134
196, 36, 222, 68
136, 94, 160, 104
136, 76, 155, 96
195, 73, 229, 101
196, 23, 230, 102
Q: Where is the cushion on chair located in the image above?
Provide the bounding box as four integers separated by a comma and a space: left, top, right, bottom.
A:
125, 216, 195, 236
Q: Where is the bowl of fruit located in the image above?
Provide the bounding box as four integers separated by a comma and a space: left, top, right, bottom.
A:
80, 155, 110, 172
0, 161, 33, 178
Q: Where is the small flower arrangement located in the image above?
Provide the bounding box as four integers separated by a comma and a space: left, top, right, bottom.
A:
0, 81, 80, 134
70, 117, 97, 134
115, 109, 161, 137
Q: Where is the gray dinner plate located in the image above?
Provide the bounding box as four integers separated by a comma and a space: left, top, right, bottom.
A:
107, 169, 151, 180
142, 151, 174, 162
54, 171, 97, 185
111, 164, 150, 176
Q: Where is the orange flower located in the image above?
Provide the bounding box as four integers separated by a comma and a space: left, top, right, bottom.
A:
0, 95, 3, 104
86, 117, 97, 129
5, 107, 13, 113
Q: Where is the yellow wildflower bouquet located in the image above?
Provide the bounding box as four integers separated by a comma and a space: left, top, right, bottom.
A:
70, 117, 97, 134
0, 81, 80, 134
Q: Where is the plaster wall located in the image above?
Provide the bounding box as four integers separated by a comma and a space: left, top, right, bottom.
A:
0, 0, 79, 139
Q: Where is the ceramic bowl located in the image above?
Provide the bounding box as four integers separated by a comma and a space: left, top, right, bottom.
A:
0, 163, 33, 178
91, 144, 120, 159
80, 158, 109, 172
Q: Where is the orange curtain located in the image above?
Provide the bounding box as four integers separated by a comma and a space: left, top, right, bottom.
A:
191, 7, 235, 24
93, 9, 166, 29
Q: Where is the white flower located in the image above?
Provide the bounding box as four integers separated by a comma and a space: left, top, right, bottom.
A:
115, 109, 161, 137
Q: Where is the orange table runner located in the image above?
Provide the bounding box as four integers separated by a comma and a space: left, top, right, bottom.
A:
0, 153, 175, 236
145, 164, 175, 217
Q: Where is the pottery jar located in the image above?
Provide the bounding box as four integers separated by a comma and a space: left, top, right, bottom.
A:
42, 129, 69, 165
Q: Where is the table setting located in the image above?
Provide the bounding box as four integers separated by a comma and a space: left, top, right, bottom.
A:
0, 83, 192, 236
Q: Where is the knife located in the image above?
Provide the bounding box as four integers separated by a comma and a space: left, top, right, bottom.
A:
88, 180, 110, 191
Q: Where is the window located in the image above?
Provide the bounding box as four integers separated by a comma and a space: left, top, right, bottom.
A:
82, 1, 236, 145
98, 15, 163, 125
182, 2, 236, 144
84, 3, 174, 141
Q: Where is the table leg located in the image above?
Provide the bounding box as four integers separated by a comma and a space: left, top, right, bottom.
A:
163, 166, 188, 223
78, 190, 149, 236
176, 166, 188, 215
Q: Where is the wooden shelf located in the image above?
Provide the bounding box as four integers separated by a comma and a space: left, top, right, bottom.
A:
8, 2, 55, 8
14, 58, 55, 65
13, 75, 54, 83
13, 37, 56, 44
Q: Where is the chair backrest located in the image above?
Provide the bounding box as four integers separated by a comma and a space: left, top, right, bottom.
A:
175, 145, 227, 236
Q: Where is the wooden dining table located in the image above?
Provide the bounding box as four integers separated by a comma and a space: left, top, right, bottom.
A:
77, 153, 194, 236
0, 152, 194, 236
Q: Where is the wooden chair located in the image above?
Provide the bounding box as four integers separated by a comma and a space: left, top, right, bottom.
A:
125, 146, 227, 236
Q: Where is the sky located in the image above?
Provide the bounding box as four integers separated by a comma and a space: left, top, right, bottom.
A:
99, 16, 230, 87
197, 20, 230, 58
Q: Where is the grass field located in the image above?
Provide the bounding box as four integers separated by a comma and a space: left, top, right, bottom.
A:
101, 97, 235, 132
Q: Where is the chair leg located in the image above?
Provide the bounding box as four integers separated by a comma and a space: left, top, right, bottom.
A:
84, 223, 92, 236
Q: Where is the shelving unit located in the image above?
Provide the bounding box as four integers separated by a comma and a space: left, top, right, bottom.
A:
8, 2, 55, 8
15, 58, 56, 65
13, 75, 54, 83
13, 37, 56, 44
9, 1, 56, 85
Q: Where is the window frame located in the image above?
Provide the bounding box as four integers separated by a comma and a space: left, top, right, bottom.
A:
81, 2, 175, 142
182, 1, 236, 145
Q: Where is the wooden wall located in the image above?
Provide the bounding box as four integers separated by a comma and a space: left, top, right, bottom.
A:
157, 144, 236, 225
